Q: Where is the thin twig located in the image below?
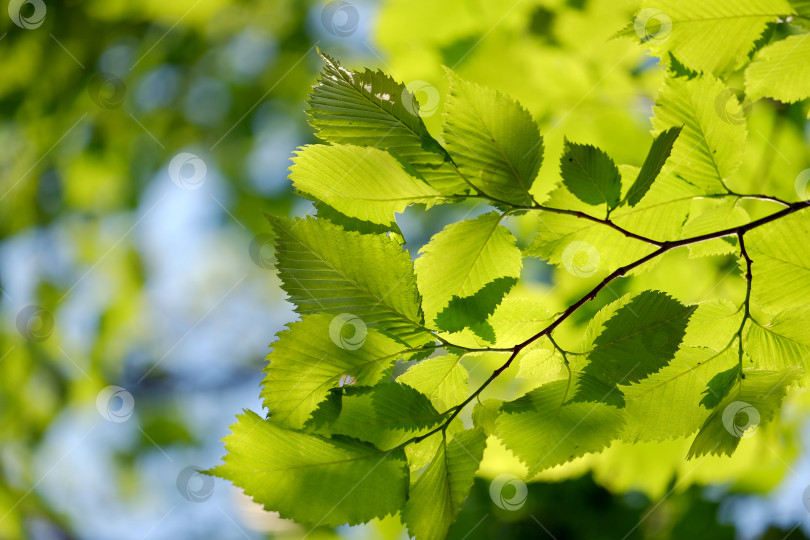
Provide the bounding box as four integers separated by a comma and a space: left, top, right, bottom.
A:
531, 205, 664, 246
734, 232, 754, 374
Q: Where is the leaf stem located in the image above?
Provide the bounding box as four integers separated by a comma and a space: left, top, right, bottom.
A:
547, 333, 573, 414
434, 335, 513, 353
733, 231, 754, 373
408, 349, 517, 445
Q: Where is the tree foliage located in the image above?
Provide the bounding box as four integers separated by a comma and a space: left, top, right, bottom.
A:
212, 2, 810, 537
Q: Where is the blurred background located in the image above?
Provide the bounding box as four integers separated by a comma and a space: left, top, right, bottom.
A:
1, 0, 809, 538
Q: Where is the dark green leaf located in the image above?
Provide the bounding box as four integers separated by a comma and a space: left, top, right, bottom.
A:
578, 291, 697, 398
434, 276, 518, 342
309, 383, 448, 449
687, 367, 802, 458
626, 127, 682, 207
560, 139, 621, 209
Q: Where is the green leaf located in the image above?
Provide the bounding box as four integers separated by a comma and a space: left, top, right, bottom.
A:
621, 346, 738, 442
414, 212, 522, 324
746, 211, 810, 312
625, 126, 682, 206
652, 75, 746, 195
443, 72, 544, 206
309, 383, 447, 449
495, 377, 625, 474
687, 367, 802, 458
666, 52, 701, 79
627, 0, 794, 75
682, 199, 747, 235
681, 199, 749, 258
486, 295, 554, 348
610, 165, 698, 243
313, 199, 398, 237
579, 291, 697, 395
308, 50, 468, 195
262, 313, 406, 428
682, 299, 744, 351
397, 354, 470, 410
404, 420, 465, 472
209, 411, 408, 526
700, 366, 740, 409
524, 211, 651, 276
516, 347, 568, 388
402, 428, 487, 540
745, 307, 810, 374
268, 215, 429, 345
472, 399, 503, 435
222, 48, 810, 532
791, 0, 810, 18
559, 139, 621, 209
434, 276, 517, 342
291, 144, 442, 228
746, 34, 810, 103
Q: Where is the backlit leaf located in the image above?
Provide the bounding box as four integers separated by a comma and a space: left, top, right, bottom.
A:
415, 212, 522, 324
291, 144, 442, 228
559, 140, 621, 209
209, 411, 409, 526
443, 72, 544, 206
